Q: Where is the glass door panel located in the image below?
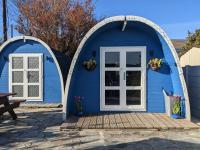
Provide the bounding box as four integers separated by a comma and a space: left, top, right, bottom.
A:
126, 52, 141, 67
103, 51, 121, 107
126, 90, 141, 105
105, 90, 120, 105
105, 52, 120, 67
105, 71, 120, 86
27, 56, 41, 99
126, 71, 141, 86
125, 51, 143, 107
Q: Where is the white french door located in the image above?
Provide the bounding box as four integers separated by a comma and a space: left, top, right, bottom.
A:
100, 47, 146, 111
9, 54, 43, 101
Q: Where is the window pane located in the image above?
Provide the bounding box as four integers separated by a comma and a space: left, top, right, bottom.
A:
126, 52, 141, 67
28, 71, 39, 83
105, 52, 120, 67
12, 71, 23, 83
28, 57, 39, 69
105, 90, 120, 105
126, 90, 141, 105
12, 85, 23, 97
105, 71, 120, 86
126, 71, 141, 86
28, 85, 39, 97
12, 57, 23, 69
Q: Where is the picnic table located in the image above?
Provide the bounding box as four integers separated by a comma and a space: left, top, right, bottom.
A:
0, 93, 26, 120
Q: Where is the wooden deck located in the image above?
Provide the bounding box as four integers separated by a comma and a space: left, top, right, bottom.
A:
60, 113, 199, 130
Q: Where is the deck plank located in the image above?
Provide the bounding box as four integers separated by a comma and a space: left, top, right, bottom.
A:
60, 113, 199, 130
150, 114, 168, 129
158, 114, 182, 129
96, 114, 103, 129
141, 113, 160, 129
82, 115, 91, 129
130, 113, 146, 128
120, 113, 131, 129
125, 113, 138, 128
103, 114, 110, 129
108, 113, 117, 129
114, 114, 124, 128
180, 119, 199, 128
76, 116, 85, 128
154, 113, 175, 129
136, 113, 153, 129
88, 115, 97, 129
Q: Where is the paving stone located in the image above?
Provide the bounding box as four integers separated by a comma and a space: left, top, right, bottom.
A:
1, 107, 200, 149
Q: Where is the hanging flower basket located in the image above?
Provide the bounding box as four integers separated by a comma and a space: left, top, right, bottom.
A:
83, 59, 96, 71
148, 58, 163, 71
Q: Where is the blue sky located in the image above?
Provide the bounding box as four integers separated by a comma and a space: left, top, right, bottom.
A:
1, 0, 200, 39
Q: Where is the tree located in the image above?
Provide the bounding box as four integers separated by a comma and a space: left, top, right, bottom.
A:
15, 0, 98, 57
179, 29, 200, 57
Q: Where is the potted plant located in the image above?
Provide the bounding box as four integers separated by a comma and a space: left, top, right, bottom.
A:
74, 96, 83, 116
171, 96, 182, 119
148, 58, 163, 70
83, 59, 96, 71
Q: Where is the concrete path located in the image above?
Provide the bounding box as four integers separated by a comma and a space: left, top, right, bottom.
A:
0, 108, 200, 150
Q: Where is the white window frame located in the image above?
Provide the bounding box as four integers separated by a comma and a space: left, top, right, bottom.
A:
100, 46, 146, 111
9, 53, 43, 101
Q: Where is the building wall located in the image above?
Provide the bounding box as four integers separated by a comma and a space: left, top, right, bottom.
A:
0, 39, 61, 103
180, 47, 200, 67
67, 22, 177, 114
181, 48, 200, 118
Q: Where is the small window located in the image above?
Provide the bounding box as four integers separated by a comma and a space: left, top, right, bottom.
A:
9, 54, 43, 100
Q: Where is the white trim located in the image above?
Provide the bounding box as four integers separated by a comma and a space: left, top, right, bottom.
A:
100, 46, 146, 111
163, 89, 173, 117
122, 17, 127, 31
63, 16, 190, 121
0, 36, 65, 104
9, 53, 43, 101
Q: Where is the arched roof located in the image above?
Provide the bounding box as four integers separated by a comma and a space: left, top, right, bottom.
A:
0, 36, 65, 105
63, 16, 190, 121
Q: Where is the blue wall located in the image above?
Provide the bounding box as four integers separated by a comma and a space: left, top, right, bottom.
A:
67, 21, 182, 114
0, 39, 61, 103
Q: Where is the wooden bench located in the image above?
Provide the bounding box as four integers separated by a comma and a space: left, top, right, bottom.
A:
0, 93, 26, 120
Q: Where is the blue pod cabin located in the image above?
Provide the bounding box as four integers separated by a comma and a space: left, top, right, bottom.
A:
64, 16, 191, 120
0, 36, 67, 104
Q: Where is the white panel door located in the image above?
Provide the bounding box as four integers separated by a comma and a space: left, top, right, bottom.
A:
100, 47, 146, 111
9, 54, 43, 101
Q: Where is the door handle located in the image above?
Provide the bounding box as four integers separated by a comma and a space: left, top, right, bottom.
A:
124, 72, 126, 80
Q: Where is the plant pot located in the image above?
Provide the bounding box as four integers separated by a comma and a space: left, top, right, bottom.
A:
150, 66, 158, 71
171, 114, 182, 119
